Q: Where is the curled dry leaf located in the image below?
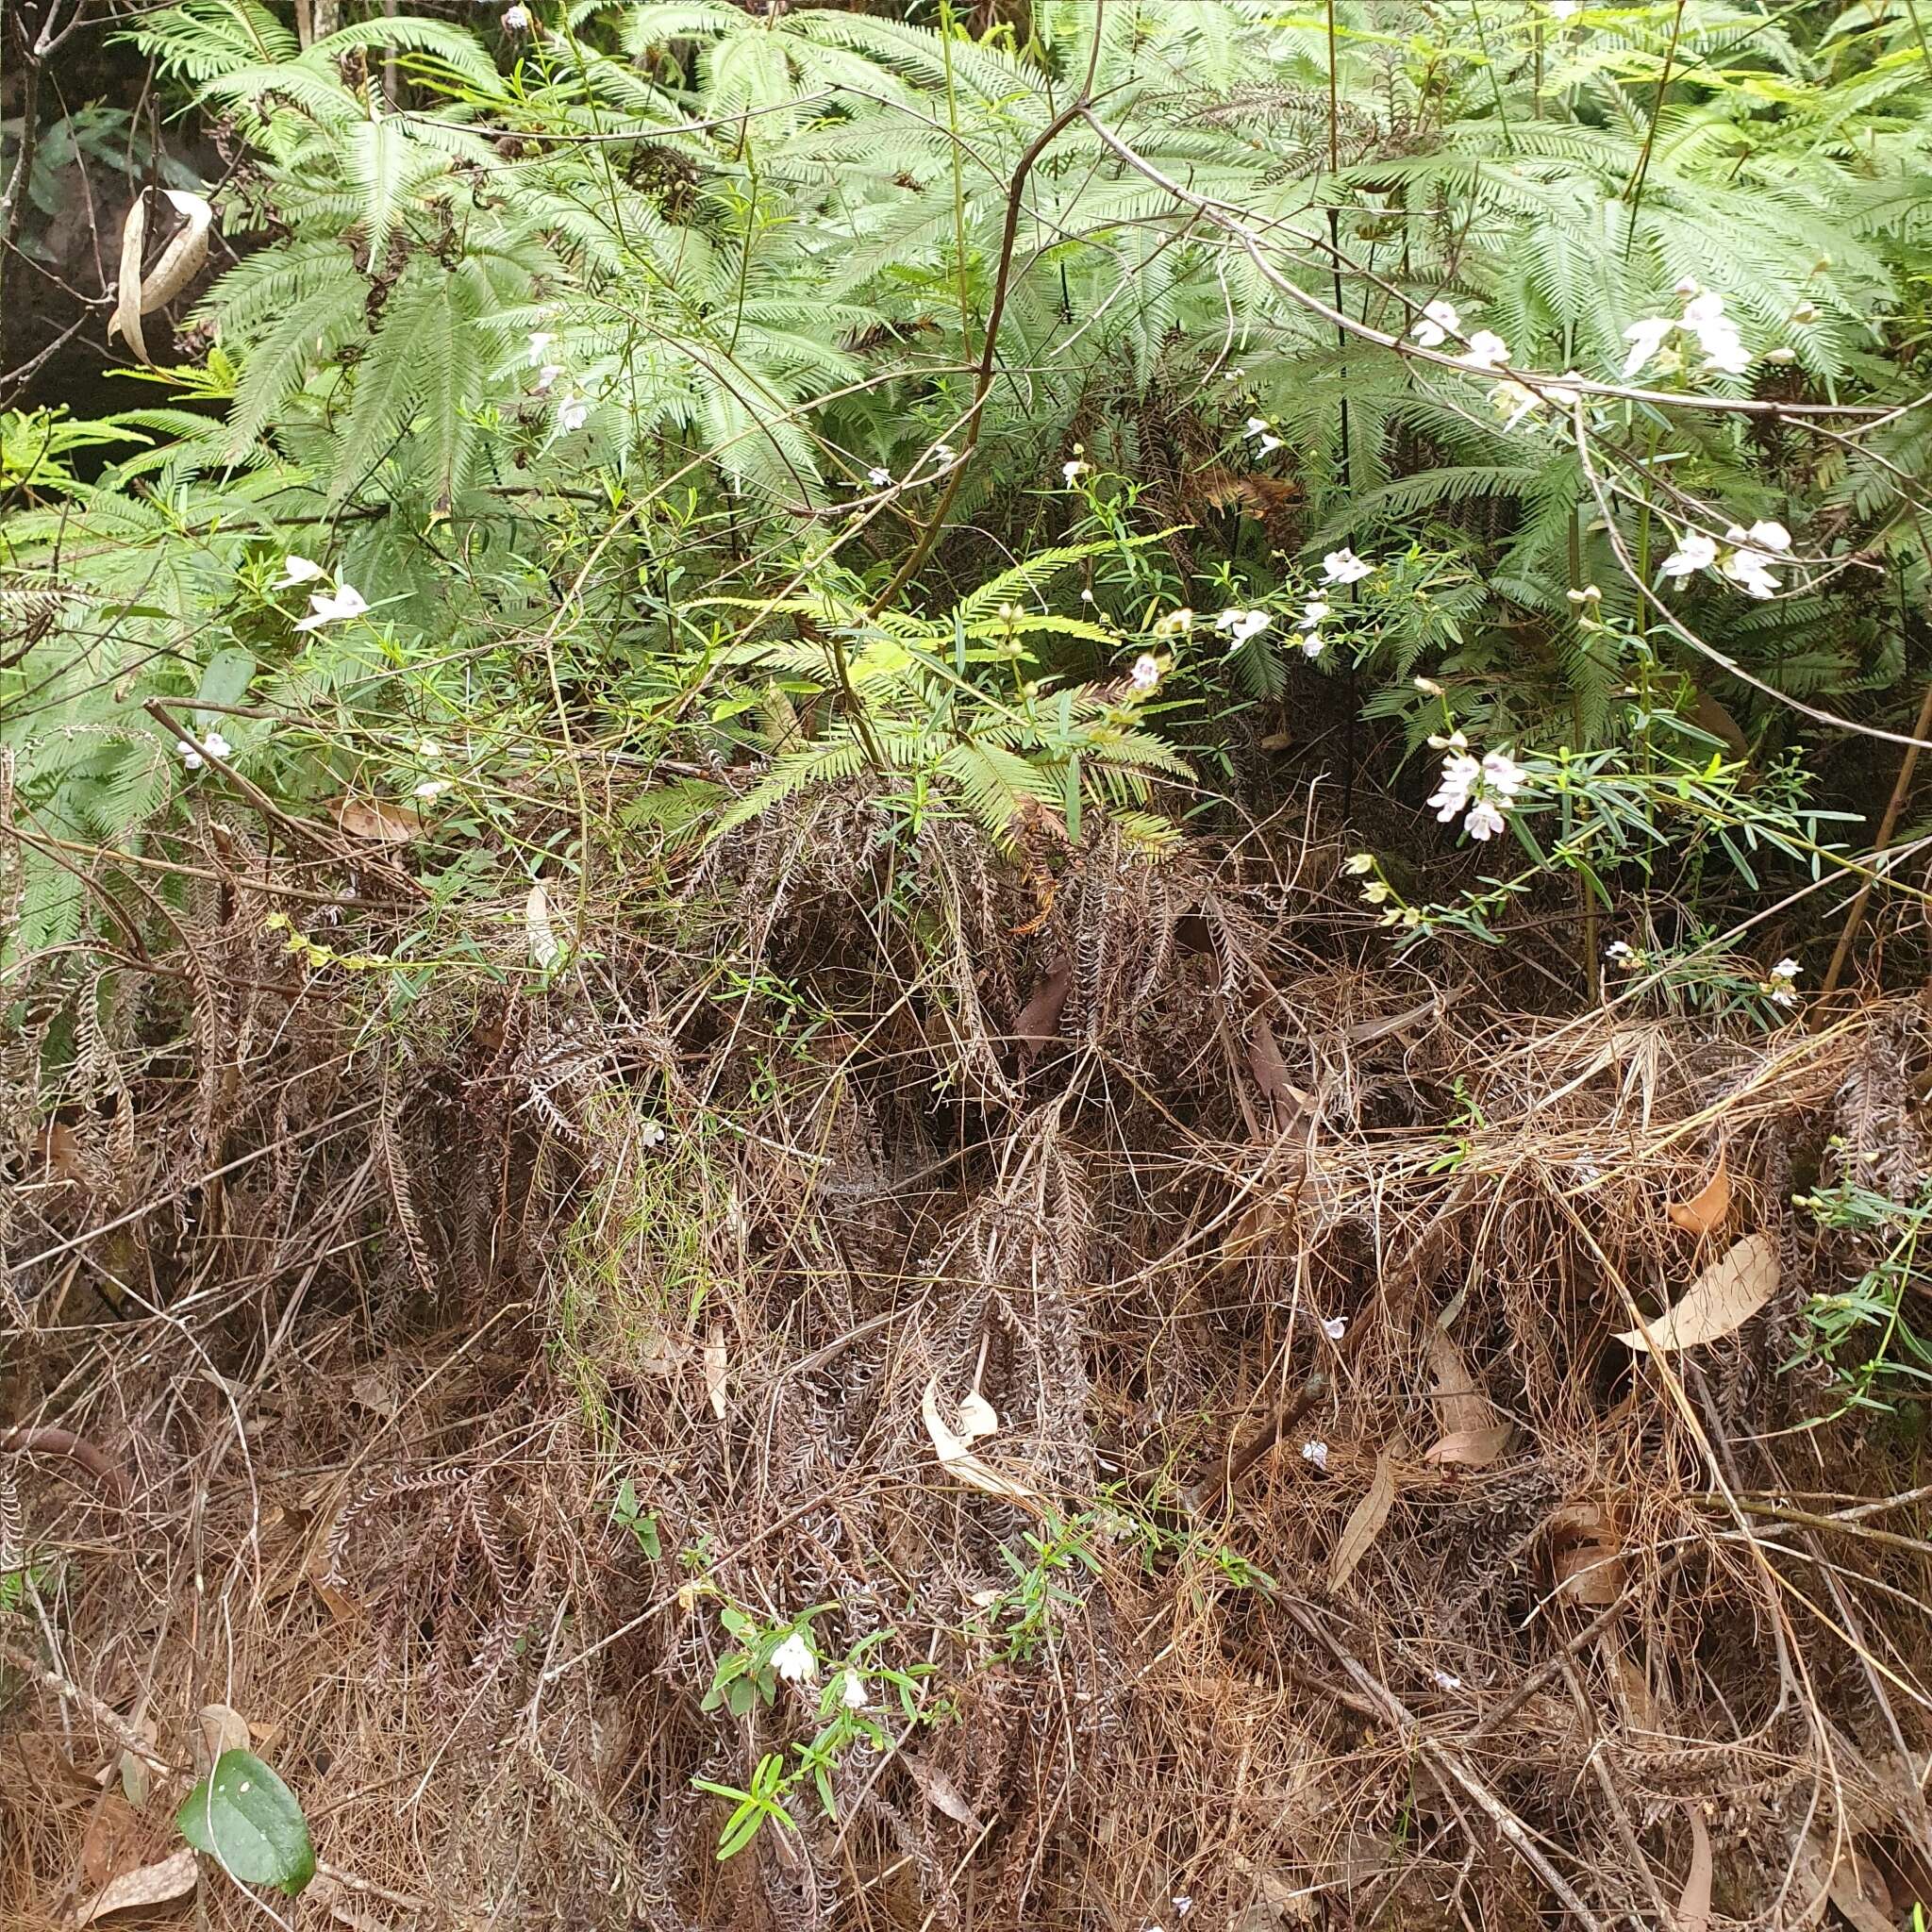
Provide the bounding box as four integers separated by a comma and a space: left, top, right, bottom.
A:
107, 190, 214, 366
79, 1794, 145, 1890
1328, 1447, 1396, 1591
921, 1378, 1036, 1502
703, 1324, 728, 1421
1666, 1148, 1731, 1237
1246, 1015, 1314, 1135
73, 1847, 197, 1924
1427, 1326, 1498, 1433
1673, 1807, 1711, 1932
1822, 1840, 1894, 1932
332, 797, 422, 845
1423, 1424, 1512, 1469
1617, 1232, 1778, 1354
1013, 957, 1072, 1066
525, 884, 561, 970
1550, 1501, 1624, 1607
196, 1705, 252, 1771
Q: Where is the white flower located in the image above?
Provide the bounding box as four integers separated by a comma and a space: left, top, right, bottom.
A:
1492, 379, 1542, 430
533, 363, 564, 393
558, 396, 590, 433
1674, 276, 1701, 299
641, 1120, 669, 1147
1659, 530, 1718, 582
1213, 608, 1271, 648
1428, 728, 1468, 752
1791, 300, 1820, 325
414, 777, 452, 800
1699, 329, 1752, 377
293, 583, 369, 632
771, 1632, 818, 1685
1768, 984, 1797, 1008
419, 740, 441, 758
1765, 345, 1798, 364
1300, 632, 1326, 659
1606, 940, 1634, 962
1414, 675, 1445, 697
1321, 548, 1374, 585
1297, 599, 1329, 631
501, 3, 530, 25
175, 730, 232, 772
1300, 1440, 1329, 1471
1742, 519, 1791, 553
1173, 1900, 1193, 1919
272, 554, 326, 589
931, 442, 956, 463
1152, 608, 1194, 638
1341, 852, 1376, 875
1481, 749, 1526, 800
1061, 458, 1091, 487
837, 1670, 868, 1711
1427, 752, 1481, 823
1458, 329, 1510, 372
1771, 958, 1799, 983
1682, 291, 1749, 375
1320, 1315, 1346, 1341
867, 466, 892, 488
1463, 796, 1507, 841
1720, 543, 1780, 600
1243, 415, 1283, 454
1127, 654, 1162, 694
1622, 316, 1675, 379
527, 332, 554, 364
1432, 1670, 1464, 1690
1412, 298, 1460, 348
1681, 291, 1728, 336
1549, 0, 1581, 16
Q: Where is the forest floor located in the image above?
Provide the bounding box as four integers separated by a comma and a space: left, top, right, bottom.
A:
5, 798, 1931, 1931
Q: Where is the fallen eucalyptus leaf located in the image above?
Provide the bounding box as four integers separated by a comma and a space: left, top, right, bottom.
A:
1673, 1807, 1711, 1932
75, 1847, 197, 1924
1328, 1447, 1395, 1591
1617, 1233, 1777, 1354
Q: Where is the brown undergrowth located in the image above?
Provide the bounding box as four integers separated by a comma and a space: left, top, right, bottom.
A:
4, 791, 1931, 1931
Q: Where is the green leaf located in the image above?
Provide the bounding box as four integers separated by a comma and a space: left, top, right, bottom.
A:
194, 646, 256, 713
176, 1750, 315, 1896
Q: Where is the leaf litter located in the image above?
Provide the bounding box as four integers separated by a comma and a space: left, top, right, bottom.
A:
5, 808, 1931, 1931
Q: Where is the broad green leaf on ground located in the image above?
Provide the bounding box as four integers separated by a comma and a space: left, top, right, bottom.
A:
176, 1749, 315, 1896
